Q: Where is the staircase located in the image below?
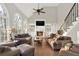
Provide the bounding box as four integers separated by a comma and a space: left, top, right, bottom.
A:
59, 3, 79, 36
66, 17, 79, 35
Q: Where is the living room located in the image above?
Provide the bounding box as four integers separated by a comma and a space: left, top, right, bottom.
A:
0, 1, 79, 57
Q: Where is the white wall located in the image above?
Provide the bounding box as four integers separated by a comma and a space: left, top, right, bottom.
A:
28, 6, 58, 33
5, 3, 27, 27
4, 3, 28, 41
56, 3, 79, 44
26, 3, 74, 34
67, 21, 79, 44
3, 3, 75, 40
28, 6, 57, 24
56, 3, 79, 43
4, 3, 74, 32
67, 4, 79, 44
57, 3, 74, 30
14, 3, 59, 18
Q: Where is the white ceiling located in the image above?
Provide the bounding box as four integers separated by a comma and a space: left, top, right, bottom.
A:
14, 3, 59, 17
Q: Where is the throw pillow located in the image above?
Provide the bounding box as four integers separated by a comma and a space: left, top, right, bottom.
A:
64, 42, 73, 51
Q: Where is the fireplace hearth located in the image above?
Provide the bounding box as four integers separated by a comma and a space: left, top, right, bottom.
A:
37, 31, 43, 36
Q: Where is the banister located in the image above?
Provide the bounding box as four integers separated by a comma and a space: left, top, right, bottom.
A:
59, 3, 78, 31
65, 3, 76, 21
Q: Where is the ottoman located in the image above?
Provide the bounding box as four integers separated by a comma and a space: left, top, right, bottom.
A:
17, 44, 35, 56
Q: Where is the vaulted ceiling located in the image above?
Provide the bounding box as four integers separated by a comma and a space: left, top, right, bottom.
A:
14, 3, 59, 18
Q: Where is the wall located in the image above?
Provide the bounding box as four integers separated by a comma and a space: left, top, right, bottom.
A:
28, 6, 58, 33
27, 3, 74, 34
1, 3, 75, 41
5, 3, 27, 27
13, 3, 74, 34
28, 6, 57, 24
14, 3, 59, 18
67, 20, 79, 44
67, 4, 79, 44
57, 3, 74, 30
4, 3, 28, 41
4, 3, 74, 32
57, 3, 79, 43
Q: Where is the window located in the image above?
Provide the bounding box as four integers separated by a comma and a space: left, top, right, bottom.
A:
14, 13, 23, 34
0, 5, 4, 16
0, 5, 7, 42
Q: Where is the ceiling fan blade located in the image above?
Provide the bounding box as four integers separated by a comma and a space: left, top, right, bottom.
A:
33, 8, 37, 11
40, 8, 44, 10
41, 11, 46, 13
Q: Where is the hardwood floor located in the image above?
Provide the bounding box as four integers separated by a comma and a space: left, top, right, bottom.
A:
33, 39, 59, 56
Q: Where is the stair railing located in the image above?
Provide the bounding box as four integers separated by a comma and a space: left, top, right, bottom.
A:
59, 3, 78, 31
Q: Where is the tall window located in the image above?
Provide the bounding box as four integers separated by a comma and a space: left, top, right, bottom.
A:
13, 13, 27, 34
14, 13, 23, 34
0, 5, 7, 42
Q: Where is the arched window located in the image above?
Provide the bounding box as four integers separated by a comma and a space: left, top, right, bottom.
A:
0, 5, 4, 16
0, 4, 7, 42
14, 13, 23, 34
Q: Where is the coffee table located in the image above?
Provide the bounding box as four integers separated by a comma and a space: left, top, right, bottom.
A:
34, 36, 43, 45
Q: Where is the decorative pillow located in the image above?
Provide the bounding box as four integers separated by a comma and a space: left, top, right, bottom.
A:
64, 42, 73, 51
15, 40, 22, 46
57, 30, 64, 35
0, 46, 11, 53
50, 33, 57, 39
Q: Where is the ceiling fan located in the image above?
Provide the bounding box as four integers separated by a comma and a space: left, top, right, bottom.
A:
33, 3, 46, 15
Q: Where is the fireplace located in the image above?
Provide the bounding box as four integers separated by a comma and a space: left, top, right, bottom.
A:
37, 31, 43, 36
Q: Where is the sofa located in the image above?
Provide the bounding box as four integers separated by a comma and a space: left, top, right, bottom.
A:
17, 44, 34, 56
0, 41, 35, 56
46, 36, 72, 51
14, 33, 32, 44
0, 46, 20, 56
54, 36, 72, 49
58, 44, 79, 56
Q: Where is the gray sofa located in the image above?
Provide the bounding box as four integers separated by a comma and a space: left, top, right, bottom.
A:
15, 33, 32, 44
46, 36, 72, 51
58, 44, 79, 56
54, 36, 72, 49
17, 44, 34, 56
0, 47, 20, 56
0, 41, 35, 56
